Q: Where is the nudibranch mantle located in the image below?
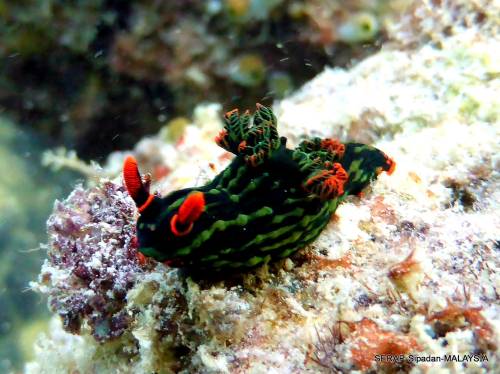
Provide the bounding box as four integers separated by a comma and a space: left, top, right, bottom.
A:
124, 104, 395, 271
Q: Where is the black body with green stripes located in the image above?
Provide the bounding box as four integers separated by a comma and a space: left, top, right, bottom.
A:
136, 141, 389, 271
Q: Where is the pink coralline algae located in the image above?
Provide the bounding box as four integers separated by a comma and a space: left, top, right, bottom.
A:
41, 182, 148, 341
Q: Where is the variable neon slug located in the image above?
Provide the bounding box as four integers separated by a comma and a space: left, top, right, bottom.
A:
123, 104, 395, 271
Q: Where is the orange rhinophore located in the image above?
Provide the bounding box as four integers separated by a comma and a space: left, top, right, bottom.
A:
170, 192, 206, 237
123, 156, 143, 201
178, 191, 205, 225
123, 156, 155, 213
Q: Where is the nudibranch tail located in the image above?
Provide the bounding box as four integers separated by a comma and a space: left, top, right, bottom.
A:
385, 156, 396, 175
123, 156, 154, 213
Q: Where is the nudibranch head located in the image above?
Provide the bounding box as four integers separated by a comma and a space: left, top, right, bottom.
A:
123, 156, 208, 263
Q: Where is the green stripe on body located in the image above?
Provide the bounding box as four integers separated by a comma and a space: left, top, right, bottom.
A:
218, 199, 334, 256
174, 206, 274, 256
226, 165, 247, 192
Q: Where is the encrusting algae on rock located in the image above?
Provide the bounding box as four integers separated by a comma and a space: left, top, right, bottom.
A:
41, 182, 147, 341
27, 0, 499, 372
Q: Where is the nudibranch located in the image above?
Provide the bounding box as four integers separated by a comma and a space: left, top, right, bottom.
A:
123, 104, 395, 271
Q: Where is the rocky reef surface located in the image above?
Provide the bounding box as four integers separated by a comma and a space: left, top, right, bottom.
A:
27, 1, 499, 373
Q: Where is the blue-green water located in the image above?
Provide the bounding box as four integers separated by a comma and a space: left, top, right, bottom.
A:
0, 119, 76, 372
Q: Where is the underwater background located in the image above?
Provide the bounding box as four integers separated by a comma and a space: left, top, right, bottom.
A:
1, 1, 499, 373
